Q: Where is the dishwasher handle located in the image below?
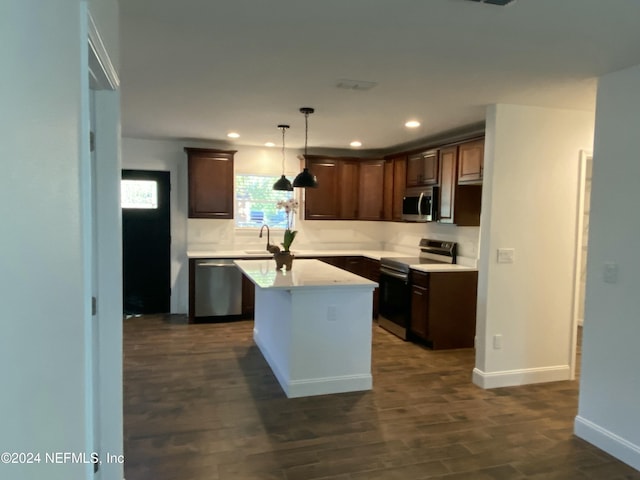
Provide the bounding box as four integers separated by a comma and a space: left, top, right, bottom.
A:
197, 262, 238, 268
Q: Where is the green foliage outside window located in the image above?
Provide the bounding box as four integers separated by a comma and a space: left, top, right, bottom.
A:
235, 174, 294, 229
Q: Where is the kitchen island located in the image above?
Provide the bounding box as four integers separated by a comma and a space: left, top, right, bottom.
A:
234, 259, 378, 398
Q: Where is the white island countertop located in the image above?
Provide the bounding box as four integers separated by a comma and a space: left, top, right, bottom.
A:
234, 259, 378, 290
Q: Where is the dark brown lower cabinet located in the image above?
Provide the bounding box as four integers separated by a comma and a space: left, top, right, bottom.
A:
410, 283, 429, 340
343, 256, 366, 277
319, 256, 380, 318
409, 270, 478, 349
362, 257, 381, 318
318, 256, 346, 269
241, 273, 255, 318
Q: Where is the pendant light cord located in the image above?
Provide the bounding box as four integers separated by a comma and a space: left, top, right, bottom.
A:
281, 126, 286, 173
304, 111, 308, 157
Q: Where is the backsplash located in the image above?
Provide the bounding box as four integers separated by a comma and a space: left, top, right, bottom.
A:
382, 222, 480, 266
188, 219, 384, 252
188, 217, 479, 265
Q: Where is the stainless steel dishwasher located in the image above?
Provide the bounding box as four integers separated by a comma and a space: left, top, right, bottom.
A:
194, 259, 242, 317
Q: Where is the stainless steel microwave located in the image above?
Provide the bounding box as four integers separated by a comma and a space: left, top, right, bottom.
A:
402, 186, 439, 222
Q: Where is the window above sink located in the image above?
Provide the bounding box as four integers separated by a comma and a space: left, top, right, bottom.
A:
235, 174, 296, 230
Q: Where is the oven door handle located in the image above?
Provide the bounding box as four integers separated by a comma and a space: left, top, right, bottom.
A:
380, 267, 409, 283
417, 191, 424, 217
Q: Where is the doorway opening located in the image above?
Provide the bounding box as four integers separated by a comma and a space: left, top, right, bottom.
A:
570, 150, 593, 380
122, 170, 171, 314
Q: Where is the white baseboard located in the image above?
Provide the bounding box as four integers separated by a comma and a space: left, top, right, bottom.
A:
575, 416, 640, 471
473, 365, 571, 389
287, 374, 372, 398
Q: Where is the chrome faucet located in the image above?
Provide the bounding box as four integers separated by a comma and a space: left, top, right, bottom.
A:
259, 224, 280, 254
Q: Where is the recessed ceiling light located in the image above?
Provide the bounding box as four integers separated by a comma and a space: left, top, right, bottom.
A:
227, 132, 240, 138
350, 141, 362, 148
265, 142, 275, 147
405, 120, 421, 128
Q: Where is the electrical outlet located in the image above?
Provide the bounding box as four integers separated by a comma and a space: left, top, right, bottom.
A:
493, 334, 502, 350
497, 248, 515, 264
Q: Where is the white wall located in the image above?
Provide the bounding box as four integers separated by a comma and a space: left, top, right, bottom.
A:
122, 137, 480, 313
0, 1, 119, 479
121, 138, 190, 313
575, 63, 640, 471
474, 104, 594, 388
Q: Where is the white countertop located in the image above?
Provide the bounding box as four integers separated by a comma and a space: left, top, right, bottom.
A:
190, 249, 478, 272
409, 263, 477, 273
188, 249, 410, 261
234, 259, 378, 290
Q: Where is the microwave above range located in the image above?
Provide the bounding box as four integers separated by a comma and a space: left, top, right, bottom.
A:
402, 186, 439, 222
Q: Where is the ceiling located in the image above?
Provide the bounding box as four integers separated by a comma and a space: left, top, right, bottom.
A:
119, 0, 640, 153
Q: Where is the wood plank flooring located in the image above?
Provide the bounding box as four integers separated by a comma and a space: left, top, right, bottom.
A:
124, 316, 639, 480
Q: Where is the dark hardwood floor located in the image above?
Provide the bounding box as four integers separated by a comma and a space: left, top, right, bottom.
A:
124, 317, 638, 480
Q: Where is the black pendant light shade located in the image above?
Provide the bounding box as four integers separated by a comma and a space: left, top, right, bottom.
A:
273, 174, 293, 191
273, 124, 293, 191
293, 107, 318, 188
293, 167, 318, 188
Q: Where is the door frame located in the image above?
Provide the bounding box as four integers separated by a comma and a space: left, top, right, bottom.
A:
81, 5, 122, 479
569, 149, 593, 380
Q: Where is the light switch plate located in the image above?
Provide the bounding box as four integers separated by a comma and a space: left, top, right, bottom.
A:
497, 248, 515, 264
603, 262, 619, 284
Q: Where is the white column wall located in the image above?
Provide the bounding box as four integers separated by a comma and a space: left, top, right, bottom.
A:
474, 104, 594, 388
0, 1, 120, 479
575, 63, 640, 471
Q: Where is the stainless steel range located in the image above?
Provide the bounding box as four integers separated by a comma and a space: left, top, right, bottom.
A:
378, 239, 457, 340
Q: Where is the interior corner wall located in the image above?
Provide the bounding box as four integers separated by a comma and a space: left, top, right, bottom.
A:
474, 104, 594, 389
575, 63, 640, 471
0, 1, 91, 479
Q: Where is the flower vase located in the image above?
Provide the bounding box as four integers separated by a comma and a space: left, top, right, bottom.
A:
274, 251, 294, 271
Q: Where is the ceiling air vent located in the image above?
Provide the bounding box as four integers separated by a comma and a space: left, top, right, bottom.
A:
335, 79, 378, 91
466, 0, 516, 5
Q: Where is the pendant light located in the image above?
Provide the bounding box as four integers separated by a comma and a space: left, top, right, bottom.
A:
293, 107, 319, 188
272, 124, 293, 191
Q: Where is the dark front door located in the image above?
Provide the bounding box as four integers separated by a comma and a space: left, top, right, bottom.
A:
122, 170, 171, 314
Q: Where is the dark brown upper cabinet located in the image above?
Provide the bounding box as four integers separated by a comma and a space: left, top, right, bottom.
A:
383, 155, 408, 221
303, 156, 340, 220
185, 147, 235, 219
457, 139, 484, 184
438, 146, 458, 224
358, 160, 385, 220
338, 159, 360, 219
406, 150, 439, 187
437, 143, 482, 226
